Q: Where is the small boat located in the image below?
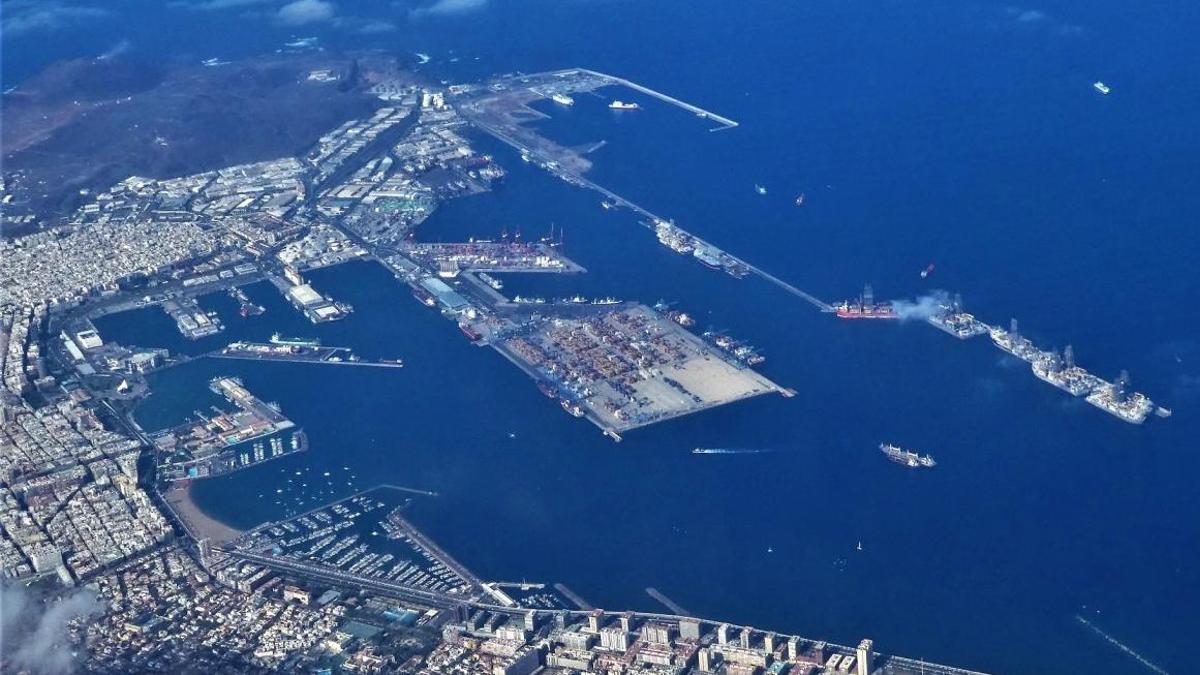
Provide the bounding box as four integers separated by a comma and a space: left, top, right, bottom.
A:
609, 100, 640, 110
794, 193, 807, 207
754, 184, 767, 195
920, 263, 935, 279
1093, 81, 1111, 95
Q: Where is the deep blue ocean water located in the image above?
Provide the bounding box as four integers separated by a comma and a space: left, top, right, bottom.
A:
12, 2, 1200, 672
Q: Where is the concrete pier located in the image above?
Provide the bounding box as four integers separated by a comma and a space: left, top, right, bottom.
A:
571, 68, 740, 130
646, 587, 691, 616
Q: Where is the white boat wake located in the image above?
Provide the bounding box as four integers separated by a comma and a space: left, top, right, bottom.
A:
692, 448, 774, 455
1076, 615, 1171, 675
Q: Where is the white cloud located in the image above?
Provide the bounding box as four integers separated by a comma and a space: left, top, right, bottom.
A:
277, 0, 336, 25
412, 0, 489, 18
1002, 6, 1082, 36
169, 0, 275, 10
0, 583, 103, 675
356, 18, 398, 34
2, 1, 109, 36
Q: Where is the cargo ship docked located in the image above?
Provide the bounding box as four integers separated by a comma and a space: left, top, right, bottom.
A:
988, 319, 1040, 362
702, 331, 766, 366
654, 219, 695, 254
693, 245, 723, 270
926, 295, 990, 339
269, 333, 321, 348
458, 323, 482, 342
835, 285, 897, 319
1085, 371, 1156, 424
879, 443, 936, 468
1030, 345, 1104, 397
477, 272, 503, 291
537, 380, 558, 399
411, 286, 436, 307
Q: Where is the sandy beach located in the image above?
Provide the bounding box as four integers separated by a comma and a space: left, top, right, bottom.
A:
164, 481, 244, 544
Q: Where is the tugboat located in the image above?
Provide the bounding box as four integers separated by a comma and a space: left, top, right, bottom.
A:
879, 443, 936, 468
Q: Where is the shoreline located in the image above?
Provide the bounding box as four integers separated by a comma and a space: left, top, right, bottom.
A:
163, 481, 245, 545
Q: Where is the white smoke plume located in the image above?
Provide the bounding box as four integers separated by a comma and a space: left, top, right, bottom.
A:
97, 39, 131, 61
890, 290, 952, 321
0, 583, 103, 675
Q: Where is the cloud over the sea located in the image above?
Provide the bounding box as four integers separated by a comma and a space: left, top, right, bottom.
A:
2, 1, 109, 36
412, 0, 490, 17
1001, 5, 1083, 35
277, 0, 336, 25
170, 0, 274, 10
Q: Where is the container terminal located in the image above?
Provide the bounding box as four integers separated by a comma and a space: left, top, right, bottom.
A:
393, 259, 788, 441
492, 303, 789, 439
